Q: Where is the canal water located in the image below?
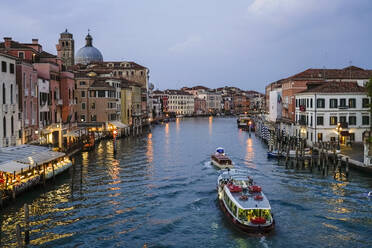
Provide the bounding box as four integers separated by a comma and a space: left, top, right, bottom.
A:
1, 117, 372, 247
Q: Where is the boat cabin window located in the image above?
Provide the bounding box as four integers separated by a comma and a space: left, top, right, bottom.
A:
238, 208, 272, 223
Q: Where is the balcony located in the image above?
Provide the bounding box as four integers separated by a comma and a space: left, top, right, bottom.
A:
338, 105, 348, 109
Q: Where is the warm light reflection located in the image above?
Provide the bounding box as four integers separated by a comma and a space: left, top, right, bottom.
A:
146, 132, 154, 163
244, 138, 255, 167
176, 118, 180, 132
208, 116, 213, 135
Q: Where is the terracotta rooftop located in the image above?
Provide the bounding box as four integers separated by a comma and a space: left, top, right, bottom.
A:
298, 81, 366, 94
288, 66, 372, 80
165, 89, 193, 95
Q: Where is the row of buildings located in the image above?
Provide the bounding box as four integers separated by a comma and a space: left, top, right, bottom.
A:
264, 66, 372, 146
0, 30, 149, 149
148, 86, 265, 118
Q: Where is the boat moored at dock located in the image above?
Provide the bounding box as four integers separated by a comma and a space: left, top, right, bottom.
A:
217, 169, 275, 233
211, 147, 234, 169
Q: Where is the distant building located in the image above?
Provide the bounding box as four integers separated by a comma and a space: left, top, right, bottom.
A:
165, 90, 194, 115
56, 29, 75, 68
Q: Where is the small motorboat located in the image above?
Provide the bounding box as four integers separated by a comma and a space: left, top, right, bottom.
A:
368, 191, 372, 197
267, 150, 282, 159
217, 169, 275, 233
211, 147, 234, 169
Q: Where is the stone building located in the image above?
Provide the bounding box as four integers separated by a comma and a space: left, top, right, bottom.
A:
0, 53, 21, 147
165, 90, 194, 115
295, 81, 369, 145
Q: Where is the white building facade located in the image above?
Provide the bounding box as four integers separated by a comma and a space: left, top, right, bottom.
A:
38, 77, 50, 129
268, 89, 282, 122
198, 91, 222, 113
295, 81, 369, 146
166, 90, 195, 115
0, 53, 21, 147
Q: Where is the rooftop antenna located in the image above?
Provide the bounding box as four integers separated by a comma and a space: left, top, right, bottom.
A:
88, 28, 90, 34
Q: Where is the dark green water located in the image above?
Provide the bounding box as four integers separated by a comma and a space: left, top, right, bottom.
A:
1, 117, 372, 247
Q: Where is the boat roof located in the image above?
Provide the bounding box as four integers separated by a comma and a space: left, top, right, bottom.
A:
225, 187, 271, 210
219, 169, 271, 210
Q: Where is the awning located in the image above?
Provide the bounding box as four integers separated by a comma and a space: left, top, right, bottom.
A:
63, 131, 79, 138
0, 161, 35, 174
109, 121, 129, 129
16, 151, 66, 165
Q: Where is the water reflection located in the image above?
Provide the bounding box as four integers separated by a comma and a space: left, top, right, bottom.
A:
244, 138, 255, 167
146, 133, 153, 163
208, 116, 213, 135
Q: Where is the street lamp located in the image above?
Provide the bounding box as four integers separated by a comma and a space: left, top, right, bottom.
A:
336, 122, 342, 150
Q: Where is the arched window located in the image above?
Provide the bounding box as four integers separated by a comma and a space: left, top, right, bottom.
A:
3, 116, 6, 137
2, 83, 5, 104
11, 116, 14, 136
10, 84, 13, 104
62, 41, 65, 47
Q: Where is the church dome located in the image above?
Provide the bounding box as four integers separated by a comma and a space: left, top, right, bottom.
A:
75, 33, 103, 65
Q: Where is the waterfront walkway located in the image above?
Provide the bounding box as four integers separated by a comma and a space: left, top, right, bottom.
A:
341, 142, 364, 163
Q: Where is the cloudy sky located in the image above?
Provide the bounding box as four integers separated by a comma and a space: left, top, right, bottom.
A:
1, 0, 371, 92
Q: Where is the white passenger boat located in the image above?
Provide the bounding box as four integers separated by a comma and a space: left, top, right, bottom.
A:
217, 169, 275, 233
211, 148, 233, 169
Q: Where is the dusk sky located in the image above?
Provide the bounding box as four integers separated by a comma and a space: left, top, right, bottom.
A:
1, 0, 372, 92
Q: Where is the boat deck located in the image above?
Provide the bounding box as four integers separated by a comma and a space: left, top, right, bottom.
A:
229, 190, 271, 209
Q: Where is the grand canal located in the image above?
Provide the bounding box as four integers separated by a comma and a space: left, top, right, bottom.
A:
1, 117, 372, 247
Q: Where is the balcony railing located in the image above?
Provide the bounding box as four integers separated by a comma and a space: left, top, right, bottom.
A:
2, 104, 8, 112
338, 105, 348, 109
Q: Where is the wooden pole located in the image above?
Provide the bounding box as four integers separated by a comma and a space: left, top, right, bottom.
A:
16, 224, 22, 248
52, 163, 55, 181
24, 203, 30, 244
346, 157, 349, 178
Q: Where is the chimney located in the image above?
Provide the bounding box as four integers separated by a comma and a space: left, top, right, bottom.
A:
4, 37, 11, 49
32, 39, 38, 44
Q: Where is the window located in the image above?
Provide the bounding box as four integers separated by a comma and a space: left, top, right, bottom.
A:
81, 91, 86, 97
306, 99, 309, 108
9, 63, 14, 74
10, 84, 13, 104
317, 98, 325, 108
317, 116, 323, 125
91, 115, 97, 121
318, 133, 323, 141
18, 52, 24, 59
329, 99, 338, 108
98, 90, 105, 97
350, 133, 355, 142
339, 98, 346, 107
1, 61, 7, 72
3, 117, 6, 137
339, 116, 346, 124
11, 116, 14, 136
311, 132, 313, 141
349, 98, 356, 108
362, 116, 370, 125
82, 102, 86, 110
80, 115, 86, 122
79, 81, 86, 86
330, 116, 337, 125
2, 83, 5, 104
91, 102, 95, 109
310, 98, 313, 108
349, 116, 356, 125
363, 98, 369, 108
310, 116, 313, 126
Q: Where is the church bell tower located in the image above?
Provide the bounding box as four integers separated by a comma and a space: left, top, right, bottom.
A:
56, 29, 75, 67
